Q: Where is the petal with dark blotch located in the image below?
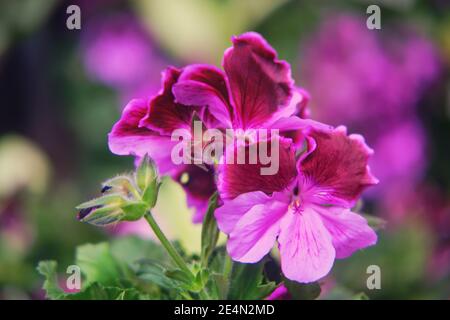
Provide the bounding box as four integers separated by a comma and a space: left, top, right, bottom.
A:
108, 99, 178, 174
174, 164, 216, 223
140, 67, 193, 135
217, 136, 297, 200
298, 126, 378, 207
173, 64, 233, 128
223, 32, 293, 129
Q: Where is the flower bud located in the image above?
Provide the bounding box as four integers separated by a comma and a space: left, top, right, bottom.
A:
135, 154, 160, 208
76, 194, 127, 226
101, 175, 138, 198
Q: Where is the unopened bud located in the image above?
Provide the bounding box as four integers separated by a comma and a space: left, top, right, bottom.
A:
135, 154, 160, 208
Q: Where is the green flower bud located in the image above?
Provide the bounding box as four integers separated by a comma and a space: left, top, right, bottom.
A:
135, 154, 160, 208
76, 194, 128, 226
101, 175, 139, 199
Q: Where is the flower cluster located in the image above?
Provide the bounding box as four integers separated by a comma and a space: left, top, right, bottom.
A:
107, 32, 378, 283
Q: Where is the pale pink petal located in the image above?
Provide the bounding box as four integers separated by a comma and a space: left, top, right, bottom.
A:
215, 191, 271, 234
227, 197, 289, 263
278, 208, 335, 283
314, 205, 377, 258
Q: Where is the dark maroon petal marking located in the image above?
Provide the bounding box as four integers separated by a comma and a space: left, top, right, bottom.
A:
299, 126, 378, 206
173, 64, 233, 128
218, 137, 297, 200
140, 67, 193, 135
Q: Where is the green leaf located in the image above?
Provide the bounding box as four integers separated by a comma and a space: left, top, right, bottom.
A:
284, 278, 321, 300
164, 269, 194, 288
75, 242, 123, 286
200, 192, 219, 267
135, 260, 179, 290
352, 292, 369, 300
36, 261, 66, 300
227, 260, 276, 300
110, 236, 168, 268
210, 273, 228, 300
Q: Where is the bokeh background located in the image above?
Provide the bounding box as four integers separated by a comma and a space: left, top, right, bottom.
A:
1, 0, 449, 299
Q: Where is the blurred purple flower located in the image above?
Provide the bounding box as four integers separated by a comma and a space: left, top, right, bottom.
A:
300, 14, 440, 202
81, 14, 165, 100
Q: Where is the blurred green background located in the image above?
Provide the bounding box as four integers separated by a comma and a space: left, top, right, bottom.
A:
0, 0, 449, 299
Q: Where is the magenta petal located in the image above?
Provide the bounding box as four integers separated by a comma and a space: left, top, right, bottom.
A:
223, 32, 293, 129
173, 64, 233, 128
215, 191, 272, 234
108, 99, 177, 173
217, 137, 297, 200
314, 205, 377, 258
266, 285, 291, 300
140, 67, 193, 135
278, 208, 335, 283
227, 195, 288, 263
299, 126, 378, 207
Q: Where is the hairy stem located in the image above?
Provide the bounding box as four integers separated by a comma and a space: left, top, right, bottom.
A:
144, 211, 191, 275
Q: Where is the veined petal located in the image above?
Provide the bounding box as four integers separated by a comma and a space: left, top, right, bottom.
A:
173, 64, 233, 128
223, 32, 293, 129
299, 126, 378, 207
108, 99, 177, 173
313, 205, 377, 259
140, 67, 193, 135
217, 136, 297, 200
278, 208, 335, 283
215, 190, 289, 234
227, 196, 289, 263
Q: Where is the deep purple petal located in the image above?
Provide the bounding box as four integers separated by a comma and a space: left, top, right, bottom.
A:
223, 32, 293, 129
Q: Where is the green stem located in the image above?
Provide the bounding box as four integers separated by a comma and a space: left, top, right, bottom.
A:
144, 211, 211, 300
223, 253, 233, 279
144, 211, 191, 275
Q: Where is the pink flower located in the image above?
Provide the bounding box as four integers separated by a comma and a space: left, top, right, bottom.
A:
108, 32, 310, 221
215, 126, 378, 283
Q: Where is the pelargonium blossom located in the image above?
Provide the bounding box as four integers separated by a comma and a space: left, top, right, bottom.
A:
108, 32, 310, 221
215, 126, 378, 283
